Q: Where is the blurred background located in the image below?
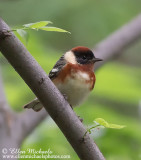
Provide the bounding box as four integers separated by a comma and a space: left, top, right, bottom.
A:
0, 0, 141, 160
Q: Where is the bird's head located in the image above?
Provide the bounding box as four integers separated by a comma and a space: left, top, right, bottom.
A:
64, 46, 102, 65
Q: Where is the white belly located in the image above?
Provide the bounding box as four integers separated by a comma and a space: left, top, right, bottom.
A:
56, 72, 91, 107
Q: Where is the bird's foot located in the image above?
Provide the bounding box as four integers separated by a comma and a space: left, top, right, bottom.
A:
63, 94, 73, 109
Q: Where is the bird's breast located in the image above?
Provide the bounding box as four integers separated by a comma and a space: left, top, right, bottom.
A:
53, 63, 95, 107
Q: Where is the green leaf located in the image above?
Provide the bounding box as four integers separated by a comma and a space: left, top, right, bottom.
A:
107, 123, 126, 129
16, 29, 29, 44
38, 27, 71, 33
23, 21, 52, 29
94, 118, 126, 129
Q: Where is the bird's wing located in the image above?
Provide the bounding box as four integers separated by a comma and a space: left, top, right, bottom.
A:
49, 55, 66, 80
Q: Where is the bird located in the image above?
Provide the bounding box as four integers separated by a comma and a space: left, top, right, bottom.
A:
24, 46, 102, 112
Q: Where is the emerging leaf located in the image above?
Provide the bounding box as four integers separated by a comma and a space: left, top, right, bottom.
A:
23, 21, 52, 29
39, 27, 71, 33
94, 118, 126, 129
12, 21, 70, 44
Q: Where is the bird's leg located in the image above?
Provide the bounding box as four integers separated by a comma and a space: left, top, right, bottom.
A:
63, 94, 83, 122
63, 94, 72, 108
63, 94, 73, 108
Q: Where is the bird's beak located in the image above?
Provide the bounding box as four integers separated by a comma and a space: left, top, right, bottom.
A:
92, 57, 103, 63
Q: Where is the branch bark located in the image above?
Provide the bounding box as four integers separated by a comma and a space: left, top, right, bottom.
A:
0, 68, 22, 160
0, 68, 9, 110
0, 18, 105, 160
19, 109, 48, 142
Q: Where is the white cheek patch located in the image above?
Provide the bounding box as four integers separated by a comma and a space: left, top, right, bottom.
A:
64, 51, 76, 64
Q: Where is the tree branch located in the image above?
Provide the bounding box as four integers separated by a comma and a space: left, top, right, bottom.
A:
19, 109, 48, 142
0, 18, 105, 160
94, 14, 141, 69
0, 67, 10, 110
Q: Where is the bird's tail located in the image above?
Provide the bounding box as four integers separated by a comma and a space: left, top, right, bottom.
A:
23, 98, 43, 112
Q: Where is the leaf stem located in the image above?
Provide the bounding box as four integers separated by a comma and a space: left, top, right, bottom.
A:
83, 124, 101, 138
8, 28, 31, 32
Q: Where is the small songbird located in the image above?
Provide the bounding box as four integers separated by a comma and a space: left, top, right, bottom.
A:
24, 46, 102, 112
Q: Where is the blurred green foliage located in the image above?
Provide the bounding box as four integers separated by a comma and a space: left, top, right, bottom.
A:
0, 0, 141, 160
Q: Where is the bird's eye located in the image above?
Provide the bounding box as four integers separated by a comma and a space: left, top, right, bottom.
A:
82, 55, 87, 60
